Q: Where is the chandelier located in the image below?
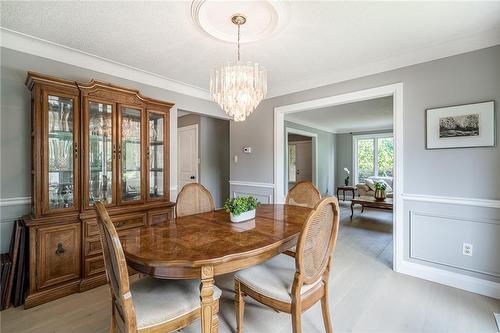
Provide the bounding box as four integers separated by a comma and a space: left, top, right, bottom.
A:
210, 14, 267, 122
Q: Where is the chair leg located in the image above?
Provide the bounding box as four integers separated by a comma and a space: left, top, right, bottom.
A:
109, 313, 118, 333
321, 294, 333, 333
235, 280, 245, 333
291, 303, 302, 333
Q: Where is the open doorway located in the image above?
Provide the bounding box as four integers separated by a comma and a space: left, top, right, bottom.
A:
286, 130, 318, 193
275, 83, 403, 271
177, 111, 230, 208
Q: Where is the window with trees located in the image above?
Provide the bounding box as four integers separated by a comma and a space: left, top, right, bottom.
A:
353, 133, 394, 184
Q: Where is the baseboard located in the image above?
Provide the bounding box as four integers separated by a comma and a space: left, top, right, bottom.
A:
79, 274, 107, 292
398, 259, 500, 299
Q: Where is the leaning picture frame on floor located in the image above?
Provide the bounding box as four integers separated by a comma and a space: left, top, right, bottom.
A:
425, 100, 495, 149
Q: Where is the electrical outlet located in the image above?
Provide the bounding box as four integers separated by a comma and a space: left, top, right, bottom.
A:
463, 243, 473, 256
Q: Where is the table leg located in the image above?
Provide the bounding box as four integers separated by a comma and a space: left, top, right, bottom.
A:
361, 205, 364, 213
336, 188, 339, 200
350, 202, 354, 219
200, 266, 217, 333
343, 190, 346, 201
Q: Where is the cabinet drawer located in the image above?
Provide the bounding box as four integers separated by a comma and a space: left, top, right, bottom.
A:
84, 256, 105, 278
84, 213, 146, 237
84, 237, 102, 256
36, 223, 81, 289
148, 208, 173, 225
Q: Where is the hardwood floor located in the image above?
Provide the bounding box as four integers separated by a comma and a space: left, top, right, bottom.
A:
2, 202, 499, 333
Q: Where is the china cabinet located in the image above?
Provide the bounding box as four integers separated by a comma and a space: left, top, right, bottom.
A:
24, 73, 175, 308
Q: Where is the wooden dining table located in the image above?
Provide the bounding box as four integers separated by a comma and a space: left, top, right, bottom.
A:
120, 204, 312, 333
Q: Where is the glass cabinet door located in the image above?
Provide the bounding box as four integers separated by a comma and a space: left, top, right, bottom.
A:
148, 112, 165, 199
120, 107, 142, 202
46, 95, 77, 212
88, 101, 113, 206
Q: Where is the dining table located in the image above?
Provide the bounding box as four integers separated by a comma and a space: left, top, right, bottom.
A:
120, 204, 313, 333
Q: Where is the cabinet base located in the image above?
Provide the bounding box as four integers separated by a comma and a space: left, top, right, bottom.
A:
79, 274, 107, 292
24, 280, 81, 309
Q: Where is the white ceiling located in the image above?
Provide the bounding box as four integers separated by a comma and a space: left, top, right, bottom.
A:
1, 1, 499, 100
286, 96, 393, 133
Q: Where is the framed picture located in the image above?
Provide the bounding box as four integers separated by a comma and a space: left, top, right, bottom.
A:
426, 101, 495, 149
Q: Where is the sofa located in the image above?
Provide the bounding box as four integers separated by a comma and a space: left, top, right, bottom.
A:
355, 176, 394, 198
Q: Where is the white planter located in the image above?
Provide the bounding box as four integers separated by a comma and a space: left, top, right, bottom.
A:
230, 209, 256, 223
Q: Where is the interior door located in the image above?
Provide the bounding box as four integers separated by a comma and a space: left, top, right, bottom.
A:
295, 142, 312, 182
177, 124, 199, 190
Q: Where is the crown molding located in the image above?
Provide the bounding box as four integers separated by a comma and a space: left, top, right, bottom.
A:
0, 28, 211, 101
285, 117, 336, 134
266, 27, 500, 98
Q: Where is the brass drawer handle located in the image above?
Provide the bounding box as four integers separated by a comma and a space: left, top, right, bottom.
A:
55, 243, 65, 256
116, 221, 126, 228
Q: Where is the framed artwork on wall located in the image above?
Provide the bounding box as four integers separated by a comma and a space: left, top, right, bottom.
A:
426, 101, 495, 149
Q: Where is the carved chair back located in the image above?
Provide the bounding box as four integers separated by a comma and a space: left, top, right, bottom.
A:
176, 183, 215, 217
285, 181, 321, 208
95, 201, 137, 332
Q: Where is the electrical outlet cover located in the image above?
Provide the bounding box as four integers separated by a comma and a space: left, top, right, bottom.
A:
463, 243, 473, 256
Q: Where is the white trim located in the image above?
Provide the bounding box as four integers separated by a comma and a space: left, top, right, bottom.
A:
0, 28, 210, 100
229, 181, 275, 189
0, 197, 31, 207
352, 132, 394, 185
274, 83, 404, 274
398, 260, 500, 299
170, 186, 178, 191
285, 127, 318, 191
402, 193, 500, 209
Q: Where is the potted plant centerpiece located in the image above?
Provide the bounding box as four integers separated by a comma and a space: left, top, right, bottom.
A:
224, 196, 259, 223
374, 182, 387, 201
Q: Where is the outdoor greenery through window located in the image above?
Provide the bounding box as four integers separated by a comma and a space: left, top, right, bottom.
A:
354, 134, 394, 183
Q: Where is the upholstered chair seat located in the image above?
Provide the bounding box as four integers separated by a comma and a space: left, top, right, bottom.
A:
131, 277, 222, 330
235, 197, 340, 333
234, 254, 319, 303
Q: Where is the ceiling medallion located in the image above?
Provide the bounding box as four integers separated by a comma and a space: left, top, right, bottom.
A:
209, 13, 267, 121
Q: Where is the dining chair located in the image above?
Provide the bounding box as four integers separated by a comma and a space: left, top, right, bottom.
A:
284, 181, 322, 256
94, 201, 221, 333
234, 196, 340, 333
176, 183, 215, 217
285, 181, 321, 208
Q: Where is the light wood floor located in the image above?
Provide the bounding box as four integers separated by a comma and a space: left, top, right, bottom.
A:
2, 202, 499, 333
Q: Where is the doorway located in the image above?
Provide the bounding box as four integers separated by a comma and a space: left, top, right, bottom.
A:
286, 129, 317, 193
274, 83, 403, 272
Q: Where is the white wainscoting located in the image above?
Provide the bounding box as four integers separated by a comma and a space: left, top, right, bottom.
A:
0, 196, 31, 207
232, 192, 273, 204
229, 181, 275, 189
402, 193, 500, 299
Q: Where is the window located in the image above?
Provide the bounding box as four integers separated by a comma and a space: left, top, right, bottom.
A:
353, 134, 394, 184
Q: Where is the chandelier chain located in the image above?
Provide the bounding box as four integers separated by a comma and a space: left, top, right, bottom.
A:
237, 23, 241, 61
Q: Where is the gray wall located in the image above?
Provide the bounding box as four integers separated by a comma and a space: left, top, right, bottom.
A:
335, 129, 393, 189
230, 45, 500, 284
0, 47, 225, 252
178, 114, 230, 208
284, 120, 335, 195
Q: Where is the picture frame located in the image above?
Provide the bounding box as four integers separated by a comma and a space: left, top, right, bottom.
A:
425, 101, 495, 149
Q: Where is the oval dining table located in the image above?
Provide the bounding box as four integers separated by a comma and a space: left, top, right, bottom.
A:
120, 204, 312, 333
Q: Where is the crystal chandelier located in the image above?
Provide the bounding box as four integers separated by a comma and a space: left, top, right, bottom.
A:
210, 14, 267, 122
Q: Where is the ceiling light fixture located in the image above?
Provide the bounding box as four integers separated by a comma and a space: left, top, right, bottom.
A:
209, 14, 267, 121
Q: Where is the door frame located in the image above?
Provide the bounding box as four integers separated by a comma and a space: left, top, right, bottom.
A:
274, 83, 403, 272
285, 127, 318, 192
177, 124, 199, 190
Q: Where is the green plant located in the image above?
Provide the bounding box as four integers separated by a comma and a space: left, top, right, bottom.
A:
224, 196, 259, 216
374, 181, 387, 191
